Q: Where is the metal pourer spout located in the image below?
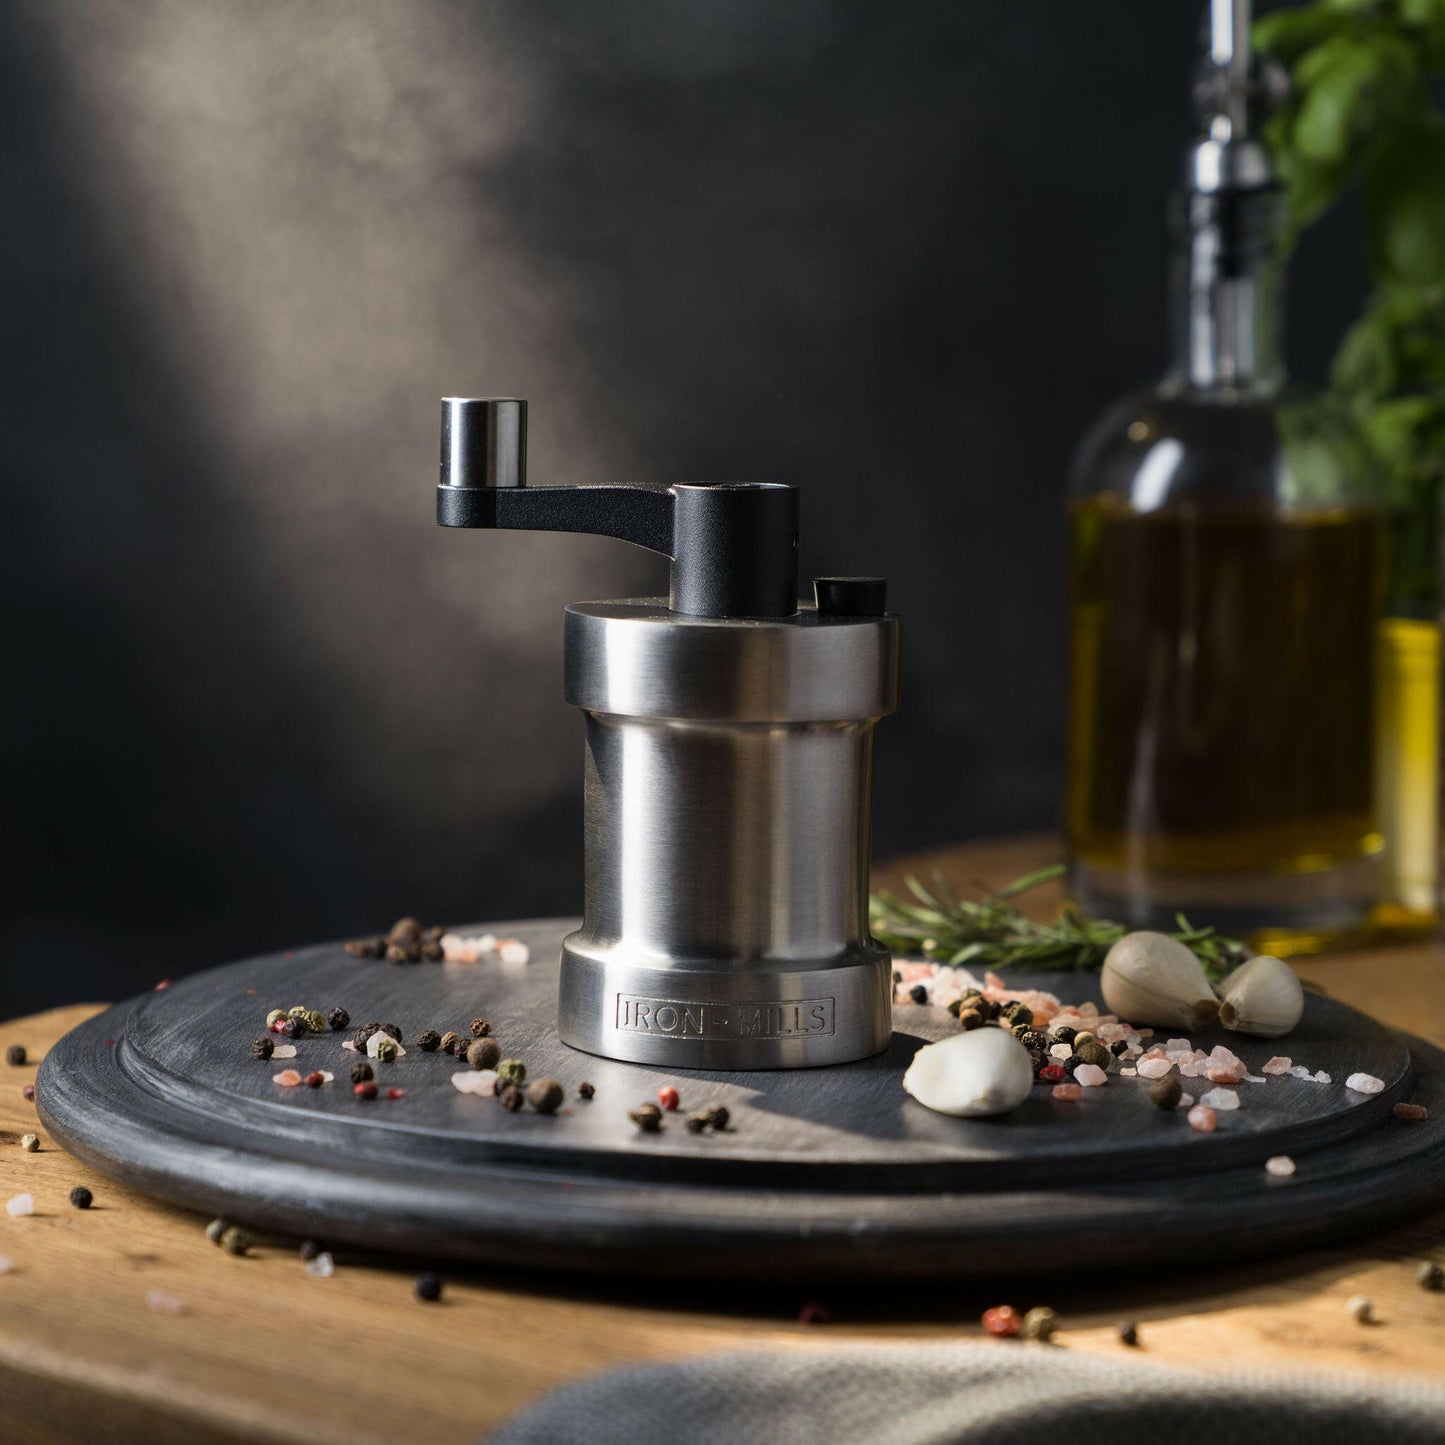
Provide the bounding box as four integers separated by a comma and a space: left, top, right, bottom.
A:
437, 398, 799, 620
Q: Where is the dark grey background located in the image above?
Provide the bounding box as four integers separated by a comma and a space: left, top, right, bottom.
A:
1, 1, 1360, 1015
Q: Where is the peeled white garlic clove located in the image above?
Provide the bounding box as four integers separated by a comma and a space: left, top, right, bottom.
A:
902, 1027, 1035, 1118
1218, 954, 1303, 1038
1100, 931, 1221, 1030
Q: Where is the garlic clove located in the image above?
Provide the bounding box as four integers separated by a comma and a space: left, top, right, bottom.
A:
1101, 931, 1220, 1030
902, 1027, 1035, 1118
1218, 954, 1303, 1038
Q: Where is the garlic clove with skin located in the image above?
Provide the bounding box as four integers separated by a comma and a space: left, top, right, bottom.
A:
903, 1027, 1036, 1118
1218, 954, 1304, 1038
1101, 931, 1221, 1031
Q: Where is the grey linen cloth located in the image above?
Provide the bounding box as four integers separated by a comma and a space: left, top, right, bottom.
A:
489, 1341, 1445, 1445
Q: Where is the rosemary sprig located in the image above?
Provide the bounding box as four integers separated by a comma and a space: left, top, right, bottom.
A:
869, 864, 1247, 979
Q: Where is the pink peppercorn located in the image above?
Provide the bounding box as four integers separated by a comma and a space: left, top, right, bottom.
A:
387, 1088, 405, 1100
21, 1085, 35, 1102
305, 1071, 324, 1089
1038, 1064, 1066, 1084
353, 1081, 377, 1100
658, 1085, 681, 1111
1394, 1102, 1429, 1121
1051, 1083, 1082, 1101
982, 1305, 1021, 1337
1187, 1104, 1217, 1133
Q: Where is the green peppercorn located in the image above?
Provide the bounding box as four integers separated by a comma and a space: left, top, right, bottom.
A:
219, 1225, 252, 1257
526, 1078, 564, 1114
1416, 1261, 1444, 1291
252, 1037, 274, 1060
629, 1102, 663, 1133
958, 1008, 984, 1031
1072, 1030, 1098, 1049
1011, 1022, 1032, 1040
265, 1009, 286, 1028
374, 1038, 398, 1064
350, 1061, 374, 1084
416, 1029, 442, 1053
467, 1039, 501, 1071
304, 1010, 327, 1036
1075, 1040, 1113, 1070
205, 1218, 228, 1245
946, 999, 963, 1018
1149, 1075, 1183, 1110
1021, 1306, 1058, 1342
496, 1058, 526, 1086
287, 1006, 310, 1021
439, 1031, 461, 1056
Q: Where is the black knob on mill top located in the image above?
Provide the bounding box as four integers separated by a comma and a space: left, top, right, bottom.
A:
813, 577, 887, 618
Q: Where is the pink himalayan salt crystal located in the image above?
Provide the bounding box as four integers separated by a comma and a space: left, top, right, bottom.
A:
1205, 1065, 1242, 1085
1166, 1039, 1192, 1052
1074, 1063, 1109, 1088
1136, 1058, 1173, 1080
497, 938, 531, 966
271, 1044, 298, 1060
1179, 1061, 1205, 1078
1187, 1104, 1217, 1133
1177, 1093, 1196, 1109
1289, 1065, 1314, 1080
1262, 1056, 1292, 1075
1120, 1067, 1138, 1077
273, 1069, 303, 1087
450, 1069, 499, 1096
1051, 1082, 1083, 1101
145, 1288, 188, 1315
1141, 1046, 1169, 1062
1346, 1072, 1385, 1095
1209, 1044, 1244, 1071
1265, 1155, 1296, 1177
1394, 1102, 1429, 1120
1200, 1087, 1240, 1111
1314, 1071, 1332, 1085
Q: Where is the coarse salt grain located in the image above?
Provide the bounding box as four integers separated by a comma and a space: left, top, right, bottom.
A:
498, 939, 530, 966
1289, 1065, 1313, 1079
1200, 1088, 1240, 1111
1050, 1043, 1073, 1061
1314, 1071, 1332, 1085
1263, 1056, 1292, 1075
1205, 1066, 1241, 1085
451, 1069, 498, 1096
1266, 1155, 1296, 1177
145, 1288, 188, 1315
1186, 1105, 1217, 1133
316, 1071, 334, 1083
273, 1070, 303, 1087
3, 1195, 31, 1218
1136, 1058, 1173, 1080
1177, 1093, 1195, 1108
1074, 1064, 1108, 1088
1394, 1102, 1429, 1121
305, 1251, 334, 1278
1051, 1083, 1082, 1101
1346, 1072, 1385, 1095
1120, 1067, 1137, 1077
271, 1044, 297, 1060
1242, 1072, 1266, 1084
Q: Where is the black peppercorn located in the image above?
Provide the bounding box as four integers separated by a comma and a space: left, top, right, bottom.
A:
685, 1114, 708, 1133
417, 1029, 442, 1053
703, 1104, 730, 1130
908, 984, 928, 1005
947, 999, 963, 1018
350, 1060, 374, 1084
1062, 1053, 1083, 1075
467, 1039, 501, 1071
1149, 1075, 1183, 1110
1110, 1039, 1129, 1057
577, 1081, 595, 1100
1051, 1025, 1077, 1046
423, 925, 445, 943
345, 936, 386, 958
527, 1078, 565, 1114
420, 940, 444, 961
300, 1239, 323, 1261
469, 1018, 491, 1038
251, 1037, 274, 1060
1117, 1322, 1140, 1347
5, 1045, 26, 1067
958, 1008, 984, 1031
69, 1186, 93, 1210
498, 1083, 525, 1112
414, 1271, 443, 1302
280, 1018, 302, 1039
328, 1007, 351, 1032
629, 1102, 664, 1133
380, 1023, 402, 1042
1016, 1029, 1046, 1051
439, 1031, 461, 1056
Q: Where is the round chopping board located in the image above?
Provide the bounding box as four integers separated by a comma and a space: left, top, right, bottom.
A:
36, 919, 1445, 1278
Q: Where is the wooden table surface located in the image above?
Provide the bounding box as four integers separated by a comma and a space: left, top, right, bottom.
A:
3, 836, 1443, 1444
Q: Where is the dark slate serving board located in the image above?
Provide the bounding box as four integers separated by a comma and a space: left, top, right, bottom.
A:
36, 919, 1445, 1279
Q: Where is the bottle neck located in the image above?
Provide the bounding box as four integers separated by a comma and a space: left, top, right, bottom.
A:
1166, 189, 1285, 396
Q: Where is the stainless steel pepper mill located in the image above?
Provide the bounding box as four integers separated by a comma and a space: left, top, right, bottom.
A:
438, 398, 900, 1069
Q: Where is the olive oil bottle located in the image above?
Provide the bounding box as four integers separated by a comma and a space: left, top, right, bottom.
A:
1064, 3, 1436, 949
